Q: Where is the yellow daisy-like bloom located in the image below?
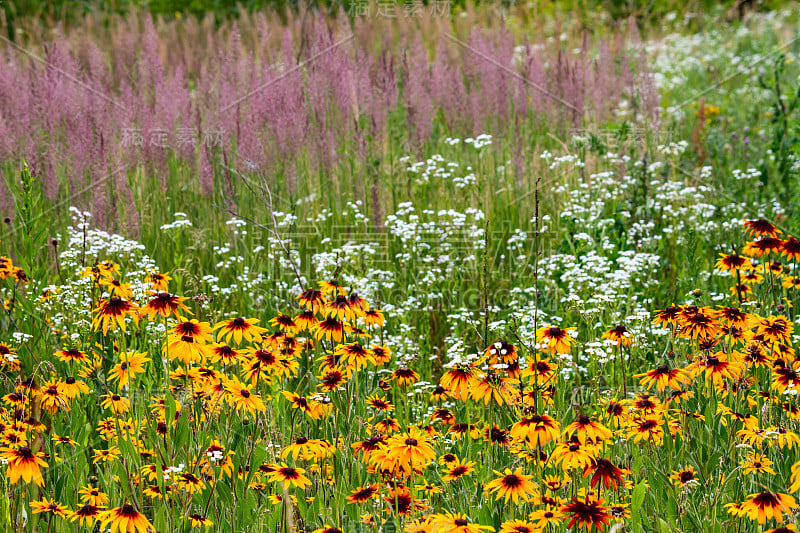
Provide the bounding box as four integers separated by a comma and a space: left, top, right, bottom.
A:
144, 270, 172, 291
99, 504, 154, 533
551, 439, 596, 471
380, 427, 436, 473
602, 324, 633, 347
442, 459, 477, 482
715, 252, 752, 274
529, 507, 564, 529
563, 415, 612, 445
92, 296, 139, 334
213, 317, 267, 344
100, 393, 131, 414
669, 465, 699, 488
469, 372, 518, 406
739, 492, 797, 524
224, 377, 266, 415
430, 512, 495, 533
510, 413, 560, 447
30, 497, 69, 518
108, 351, 150, 387
1, 445, 48, 486
69, 504, 104, 526
266, 462, 312, 489
484, 468, 537, 504
139, 292, 189, 320
79, 485, 110, 506
536, 325, 577, 354
740, 453, 775, 475
164, 317, 214, 364
92, 447, 121, 464
633, 365, 692, 391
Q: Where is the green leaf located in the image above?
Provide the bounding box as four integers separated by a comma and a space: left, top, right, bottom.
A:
245, 444, 267, 487
632, 482, 646, 513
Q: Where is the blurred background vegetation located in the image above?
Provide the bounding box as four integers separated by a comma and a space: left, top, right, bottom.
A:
1, 0, 795, 40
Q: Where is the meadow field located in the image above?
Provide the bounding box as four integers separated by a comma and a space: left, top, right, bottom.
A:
2, 1, 800, 532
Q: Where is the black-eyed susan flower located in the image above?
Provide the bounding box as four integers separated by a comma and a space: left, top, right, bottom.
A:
351, 435, 386, 463
370, 345, 391, 366
175, 471, 206, 493
564, 415, 612, 445
79, 485, 110, 506
108, 351, 150, 387
739, 492, 797, 524
609, 503, 630, 521
38, 381, 69, 414
414, 480, 443, 497
140, 292, 189, 320
442, 458, 476, 482
716, 252, 752, 274
560, 497, 612, 532
634, 365, 691, 391
93, 296, 138, 334
347, 484, 379, 503
55, 347, 88, 363
582, 458, 629, 490
364, 308, 385, 327
484, 468, 537, 504
551, 438, 596, 471
430, 512, 494, 533
30, 498, 69, 518
440, 364, 477, 400
269, 314, 299, 334
92, 447, 121, 464
602, 324, 633, 347
669, 465, 699, 488
744, 218, 781, 237
184, 513, 213, 527
536, 325, 577, 354
382, 487, 426, 516
392, 367, 420, 387
59, 376, 89, 399
298, 287, 326, 311
745, 237, 784, 257
281, 437, 333, 462
315, 317, 345, 342
311, 526, 344, 533
499, 519, 537, 533
366, 395, 394, 413
100, 393, 130, 414
470, 372, 517, 406
266, 463, 312, 489
381, 428, 436, 472
214, 317, 267, 344
224, 378, 266, 415
741, 452, 775, 475
144, 271, 172, 291
529, 508, 564, 529
511, 413, 560, 446
759, 315, 793, 343
69, 504, 103, 526
99, 503, 153, 533
626, 414, 665, 445
165, 318, 213, 364
484, 425, 513, 447
1, 445, 47, 485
